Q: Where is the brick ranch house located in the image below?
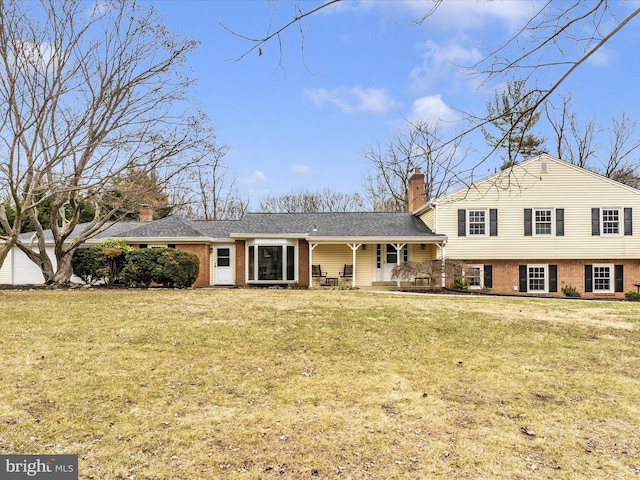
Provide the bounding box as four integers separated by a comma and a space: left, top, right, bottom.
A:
2, 154, 640, 298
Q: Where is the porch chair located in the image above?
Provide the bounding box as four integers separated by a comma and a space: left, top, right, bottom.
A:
312, 264, 327, 285
339, 264, 353, 279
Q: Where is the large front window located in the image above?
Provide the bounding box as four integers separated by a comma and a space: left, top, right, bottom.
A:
247, 243, 296, 282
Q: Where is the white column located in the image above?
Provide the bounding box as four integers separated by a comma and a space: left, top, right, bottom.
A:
347, 243, 362, 288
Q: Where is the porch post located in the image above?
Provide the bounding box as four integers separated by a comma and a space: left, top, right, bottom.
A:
436, 242, 447, 288
347, 243, 362, 288
309, 243, 318, 286
391, 243, 406, 288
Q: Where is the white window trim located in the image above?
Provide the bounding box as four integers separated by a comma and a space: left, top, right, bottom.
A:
600, 207, 622, 236
527, 264, 548, 293
464, 264, 484, 289
246, 240, 298, 283
533, 207, 554, 237
592, 263, 614, 293
467, 209, 489, 237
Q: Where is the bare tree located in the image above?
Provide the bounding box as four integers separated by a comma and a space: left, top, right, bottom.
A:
546, 94, 640, 188
170, 144, 249, 220
259, 188, 364, 213
362, 120, 466, 211
0, 0, 215, 284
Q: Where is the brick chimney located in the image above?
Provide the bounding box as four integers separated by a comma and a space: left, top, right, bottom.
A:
408, 168, 426, 211
139, 205, 155, 222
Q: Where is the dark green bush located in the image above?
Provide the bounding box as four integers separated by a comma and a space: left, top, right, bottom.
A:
156, 249, 200, 288
121, 248, 162, 287
624, 291, 640, 302
71, 246, 102, 284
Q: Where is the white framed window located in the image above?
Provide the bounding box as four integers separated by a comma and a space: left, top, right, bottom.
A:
601, 208, 621, 235
468, 209, 487, 236
247, 240, 297, 283
593, 264, 614, 293
534, 208, 553, 236
464, 264, 483, 289
528, 265, 548, 293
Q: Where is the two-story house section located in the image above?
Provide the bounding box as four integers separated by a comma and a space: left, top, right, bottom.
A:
415, 154, 640, 298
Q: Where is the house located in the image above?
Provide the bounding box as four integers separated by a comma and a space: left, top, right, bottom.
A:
415, 154, 640, 298
2, 154, 639, 298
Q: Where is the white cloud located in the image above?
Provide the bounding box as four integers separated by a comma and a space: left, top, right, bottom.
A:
410, 39, 482, 91
241, 170, 267, 184
330, 0, 535, 31
305, 86, 397, 114
586, 46, 618, 67
410, 94, 458, 123
291, 164, 311, 174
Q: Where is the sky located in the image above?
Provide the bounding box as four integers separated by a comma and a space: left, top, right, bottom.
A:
149, 0, 640, 209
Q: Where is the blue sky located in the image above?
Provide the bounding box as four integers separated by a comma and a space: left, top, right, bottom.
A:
151, 1, 640, 208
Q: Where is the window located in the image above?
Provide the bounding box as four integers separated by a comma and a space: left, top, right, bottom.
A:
464, 265, 483, 289
216, 248, 231, 267
459, 209, 497, 236
593, 264, 613, 293
247, 242, 296, 283
601, 209, 620, 235
525, 208, 563, 236
535, 209, 553, 235
592, 208, 632, 236
468, 210, 486, 236
528, 265, 547, 293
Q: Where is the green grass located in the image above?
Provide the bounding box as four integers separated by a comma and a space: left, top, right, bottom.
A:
1, 289, 639, 479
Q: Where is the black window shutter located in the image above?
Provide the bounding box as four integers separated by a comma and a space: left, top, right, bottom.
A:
519, 265, 527, 293
483, 265, 492, 289
591, 208, 600, 236
490, 208, 498, 236
585, 265, 593, 293
549, 265, 558, 292
458, 209, 466, 236
524, 208, 532, 236
556, 208, 564, 236
615, 264, 624, 292
624, 208, 632, 235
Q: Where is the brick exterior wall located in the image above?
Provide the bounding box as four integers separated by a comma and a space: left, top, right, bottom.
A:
175, 244, 210, 287
453, 258, 640, 299
235, 240, 246, 286
298, 239, 310, 287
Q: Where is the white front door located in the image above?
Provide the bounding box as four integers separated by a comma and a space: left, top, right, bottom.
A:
382, 244, 405, 281
213, 245, 234, 285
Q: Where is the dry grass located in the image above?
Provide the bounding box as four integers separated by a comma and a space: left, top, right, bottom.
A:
0, 288, 639, 479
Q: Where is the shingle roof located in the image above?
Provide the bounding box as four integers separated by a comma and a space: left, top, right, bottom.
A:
15, 212, 444, 244
233, 212, 439, 238
111, 215, 205, 239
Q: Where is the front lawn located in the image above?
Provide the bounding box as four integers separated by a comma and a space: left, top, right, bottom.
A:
1, 289, 638, 479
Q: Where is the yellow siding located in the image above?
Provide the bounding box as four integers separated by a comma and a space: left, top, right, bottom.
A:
310, 244, 373, 287
436, 155, 640, 260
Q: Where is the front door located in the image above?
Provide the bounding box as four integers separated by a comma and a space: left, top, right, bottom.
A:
214, 245, 233, 285
382, 244, 406, 281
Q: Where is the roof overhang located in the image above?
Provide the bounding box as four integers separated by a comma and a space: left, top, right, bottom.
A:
307, 235, 448, 244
